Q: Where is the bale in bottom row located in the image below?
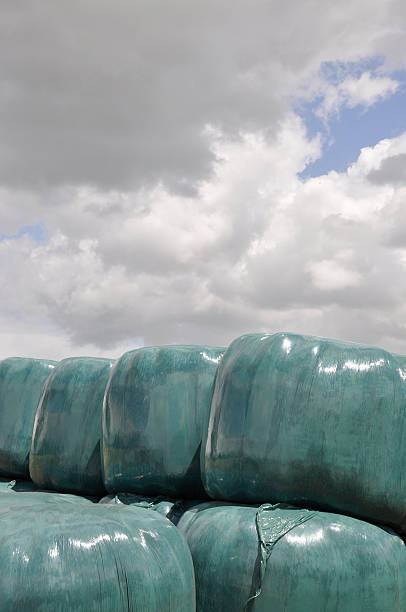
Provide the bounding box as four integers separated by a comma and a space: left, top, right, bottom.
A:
99, 496, 406, 611
178, 503, 406, 611
0, 503, 195, 611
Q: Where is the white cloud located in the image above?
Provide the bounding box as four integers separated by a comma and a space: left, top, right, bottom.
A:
317, 72, 399, 121
2, 121, 406, 357
307, 259, 362, 291
1, 0, 406, 358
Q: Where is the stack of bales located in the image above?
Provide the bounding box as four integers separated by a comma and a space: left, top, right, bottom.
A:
1, 332, 406, 610
191, 332, 406, 610
0, 352, 198, 611
102, 333, 406, 611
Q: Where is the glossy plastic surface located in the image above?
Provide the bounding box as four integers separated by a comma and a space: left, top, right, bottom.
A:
0, 357, 56, 478
0, 503, 195, 611
30, 357, 114, 496
203, 332, 406, 529
103, 345, 224, 497
177, 502, 406, 611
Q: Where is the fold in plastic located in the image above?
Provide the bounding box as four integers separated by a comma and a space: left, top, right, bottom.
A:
177, 502, 406, 611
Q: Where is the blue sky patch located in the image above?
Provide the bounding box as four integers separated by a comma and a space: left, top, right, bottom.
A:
0, 223, 47, 244
296, 59, 406, 178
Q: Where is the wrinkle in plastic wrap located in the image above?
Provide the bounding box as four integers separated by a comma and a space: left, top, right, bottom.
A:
203, 332, 406, 530
0, 357, 56, 478
30, 357, 114, 496
0, 503, 195, 611
99, 492, 201, 525
103, 345, 224, 498
246, 504, 317, 608
176, 502, 406, 611
99, 492, 177, 519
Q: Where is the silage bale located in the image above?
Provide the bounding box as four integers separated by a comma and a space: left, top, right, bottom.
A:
0, 357, 56, 479
103, 345, 224, 498
30, 357, 114, 496
177, 502, 406, 612
0, 503, 195, 611
203, 332, 406, 530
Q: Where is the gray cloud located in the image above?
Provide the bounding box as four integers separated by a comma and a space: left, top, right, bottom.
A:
2, 1, 406, 359
0, 0, 403, 194
367, 153, 406, 185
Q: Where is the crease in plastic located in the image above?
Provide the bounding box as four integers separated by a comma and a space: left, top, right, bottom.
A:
246, 503, 317, 609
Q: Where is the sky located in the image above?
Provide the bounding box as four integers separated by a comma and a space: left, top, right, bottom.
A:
1, 0, 406, 359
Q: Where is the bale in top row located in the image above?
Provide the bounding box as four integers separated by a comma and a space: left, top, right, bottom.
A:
3, 332, 406, 532
103, 345, 224, 498
204, 332, 406, 530
0, 345, 224, 499
0, 357, 56, 479
30, 356, 114, 496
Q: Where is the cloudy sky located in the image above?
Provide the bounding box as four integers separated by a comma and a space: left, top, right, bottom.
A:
1, 0, 406, 359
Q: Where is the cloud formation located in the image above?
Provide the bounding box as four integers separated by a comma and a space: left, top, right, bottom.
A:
1, 0, 404, 193
1, 0, 406, 359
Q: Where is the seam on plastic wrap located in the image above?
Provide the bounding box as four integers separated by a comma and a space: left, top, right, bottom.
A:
245, 503, 317, 610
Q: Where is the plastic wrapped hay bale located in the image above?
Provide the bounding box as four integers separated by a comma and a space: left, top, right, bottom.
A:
103, 345, 224, 498
0, 357, 56, 478
0, 503, 195, 611
203, 332, 406, 530
177, 502, 406, 612
30, 357, 114, 496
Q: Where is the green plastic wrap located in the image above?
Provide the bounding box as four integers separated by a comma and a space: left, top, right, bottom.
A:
177, 502, 406, 611
0, 503, 195, 611
203, 332, 406, 530
0, 478, 100, 502
0, 490, 93, 506
0, 357, 56, 478
103, 345, 224, 498
0, 477, 44, 493
30, 357, 114, 496
99, 493, 177, 518
99, 493, 200, 524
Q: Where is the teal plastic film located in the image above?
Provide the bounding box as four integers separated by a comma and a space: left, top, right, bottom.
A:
0, 357, 56, 479
203, 332, 406, 530
103, 345, 224, 498
0, 490, 93, 506
0, 503, 196, 611
30, 356, 114, 496
177, 502, 406, 611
